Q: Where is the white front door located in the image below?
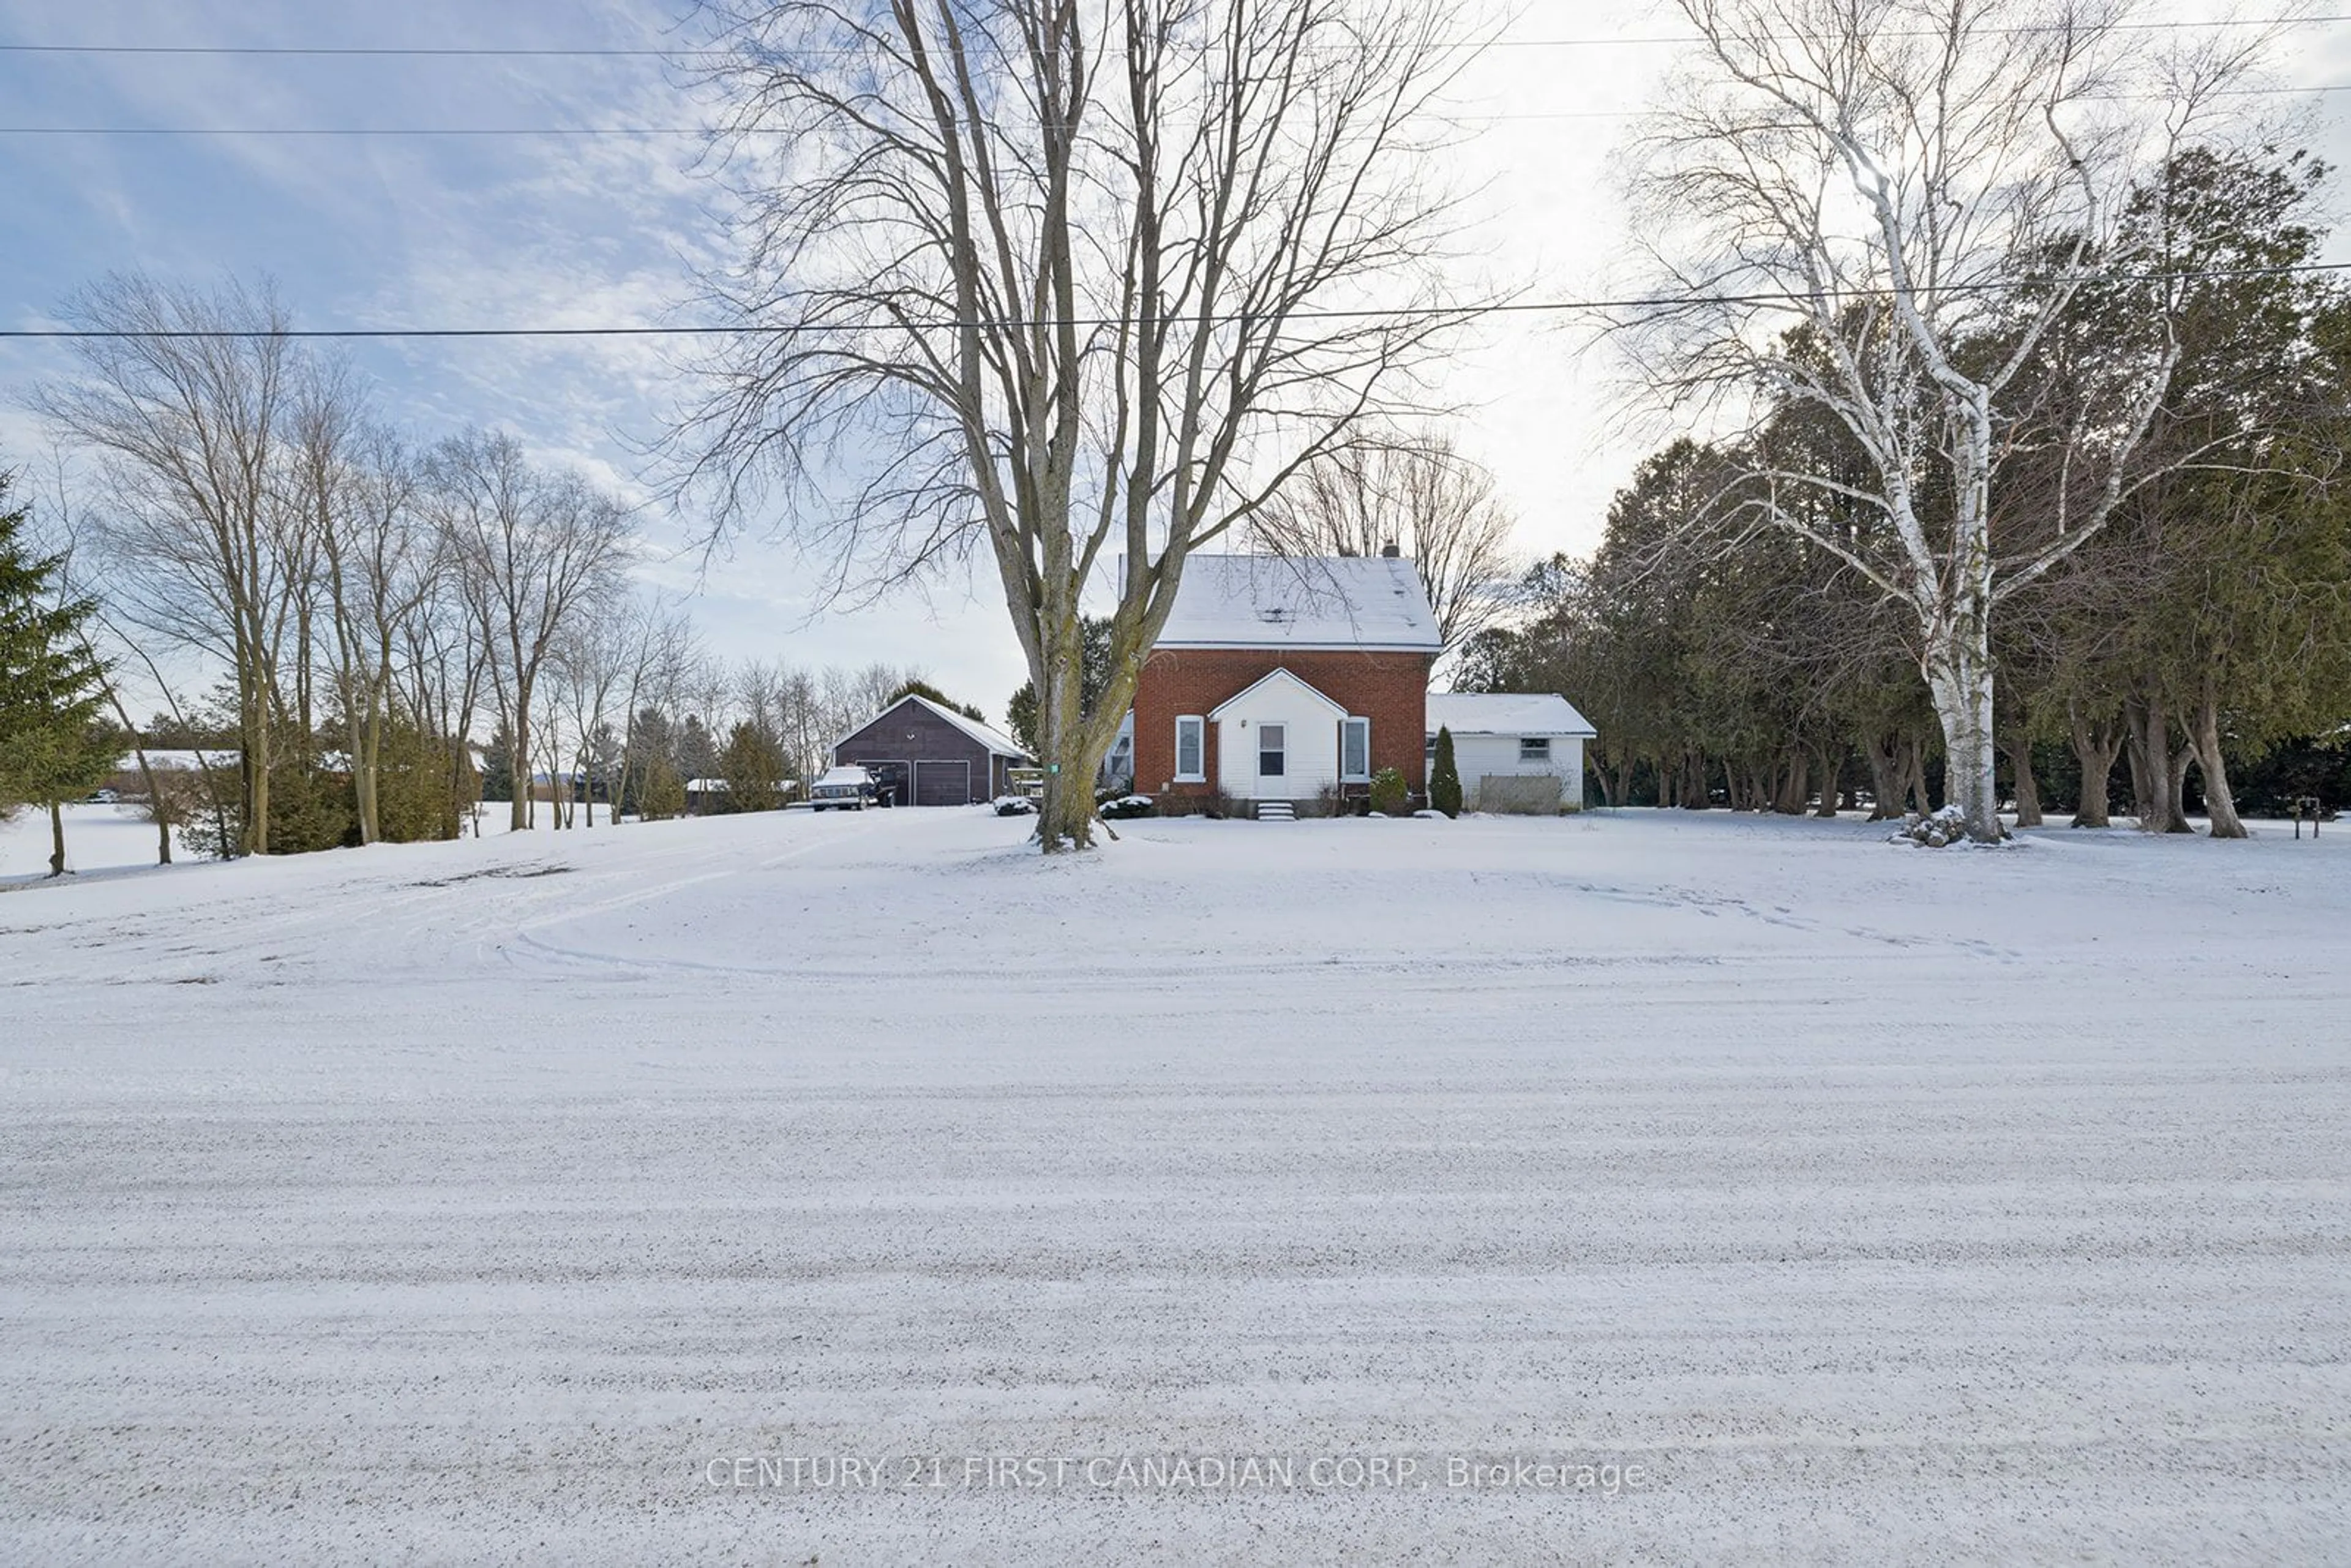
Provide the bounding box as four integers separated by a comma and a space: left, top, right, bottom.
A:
1218, 718, 1292, 800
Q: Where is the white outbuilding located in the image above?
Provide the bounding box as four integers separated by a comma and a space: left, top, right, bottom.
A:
1424, 692, 1598, 813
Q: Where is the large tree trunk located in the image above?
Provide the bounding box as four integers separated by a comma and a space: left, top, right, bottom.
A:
1032, 610, 1096, 852
361, 681, 386, 844
509, 675, 534, 833
1775, 750, 1808, 815
2068, 708, 2123, 828
2125, 693, 2191, 833
1678, 750, 1707, 809
48, 800, 67, 877
2004, 728, 2043, 829
239, 669, 273, 857
1862, 737, 1899, 820
1812, 743, 1841, 817
1924, 638, 2002, 840
2191, 692, 2247, 839
347, 702, 377, 846
2169, 740, 2195, 830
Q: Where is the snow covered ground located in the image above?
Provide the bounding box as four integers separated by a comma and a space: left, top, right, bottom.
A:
1, 800, 555, 885
0, 803, 174, 883
2, 808, 2346, 1562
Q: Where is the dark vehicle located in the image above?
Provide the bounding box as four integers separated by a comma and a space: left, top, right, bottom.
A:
809, 765, 880, 811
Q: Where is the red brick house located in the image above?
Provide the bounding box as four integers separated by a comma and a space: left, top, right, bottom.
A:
1133, 553, 1441, 810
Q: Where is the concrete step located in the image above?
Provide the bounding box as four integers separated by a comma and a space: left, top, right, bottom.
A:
1256, 801, 1297, 822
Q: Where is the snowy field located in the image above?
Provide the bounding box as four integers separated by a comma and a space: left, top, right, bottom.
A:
0, 803, 177, 884
0, 801, 534, 885
2, 806, 2347, 1562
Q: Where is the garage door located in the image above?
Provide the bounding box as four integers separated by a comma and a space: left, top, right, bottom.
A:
913, 759, 972, 806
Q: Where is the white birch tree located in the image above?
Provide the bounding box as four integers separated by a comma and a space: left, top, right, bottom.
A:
1621, 0, 2276, 841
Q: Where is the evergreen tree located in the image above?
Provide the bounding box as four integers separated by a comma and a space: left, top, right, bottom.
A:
622, 707, 675, 816
1005, 615, 1114, 754
888, 678, 991, 726
720, 721, 787, 812
373, 709, 468, 844
637, 754, 687, 820
0, 476, 116, 875
1429, 726, 1462, 818
675, 714, 717, 792
479, 722, 516, 803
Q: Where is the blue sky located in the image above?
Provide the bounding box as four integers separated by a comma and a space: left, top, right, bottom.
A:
0, 0, 1055, 712
7, 0, 2351, 724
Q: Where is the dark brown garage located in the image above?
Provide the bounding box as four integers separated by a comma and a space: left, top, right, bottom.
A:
833, 694, 1030, 806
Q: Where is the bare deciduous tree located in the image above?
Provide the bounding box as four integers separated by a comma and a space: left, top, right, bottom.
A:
1251, 430, 1517, 665
609, 598, 700, 822
1621, 0, 2275, 841
675, 0, 1487, 849
288, 361, 444, 846
33, 452, 175, 865
430, 431, 633, 833
36, 274, 301, 852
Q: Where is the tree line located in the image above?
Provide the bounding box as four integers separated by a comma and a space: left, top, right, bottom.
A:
1466, 151, 2351, 832
1457, 1, 2346, 841
502, 662, 984, 823
4, 272, 656, 865
1, 266, 1000, 868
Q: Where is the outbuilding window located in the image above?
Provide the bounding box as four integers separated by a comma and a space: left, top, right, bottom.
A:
1519, 736, 1552, 763
1259, 723, 1286, 778
1341, 717, 1371, 782
1176, 715, 1205, 781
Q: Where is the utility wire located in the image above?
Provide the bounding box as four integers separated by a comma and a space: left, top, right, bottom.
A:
9, 73, 2351, 137
0, 12, 2341, 59
10, 73, 2351, 137
9, 260, 2346, 342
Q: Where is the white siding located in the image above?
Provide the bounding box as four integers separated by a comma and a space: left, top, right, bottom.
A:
1447, 732, 1586, 812
1216, 681, 1341, 801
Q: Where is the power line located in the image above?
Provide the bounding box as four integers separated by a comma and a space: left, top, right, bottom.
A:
9, 260, 2346, 342
11, 75, 2351, 138
0, 13, 2341, 59
11, 73, 2351, 137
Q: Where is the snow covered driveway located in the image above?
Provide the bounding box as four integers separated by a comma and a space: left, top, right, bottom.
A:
4, 809, 2347, 1562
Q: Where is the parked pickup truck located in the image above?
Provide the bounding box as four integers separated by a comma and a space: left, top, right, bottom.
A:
809, 765, 880, 811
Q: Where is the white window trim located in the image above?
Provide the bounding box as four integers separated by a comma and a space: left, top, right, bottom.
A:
1174, 715, 1206, 782
1258, 722, 1287, 779
1519, 735, 1553, 763
1341, 716, 1371, 782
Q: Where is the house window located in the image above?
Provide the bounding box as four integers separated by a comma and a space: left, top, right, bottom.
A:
1425, 733, 1438, 760
1175, 715, 1205, 781
1258, 723, 1286, 778
1519, 736, 1552, 763
1341, 717, 1371, 782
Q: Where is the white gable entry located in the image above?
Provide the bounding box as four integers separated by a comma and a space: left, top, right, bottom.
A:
1205, 668, 1360, 802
